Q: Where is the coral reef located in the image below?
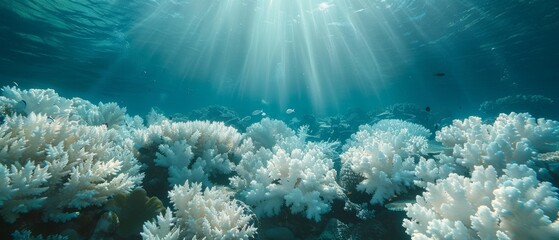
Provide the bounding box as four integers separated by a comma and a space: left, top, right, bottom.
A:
0, 113, 143, 223
479, 94, 556, 119
186, 105, 249, 130
403, 164, 559, 239
340, 119, 430, 205
133, 119, 243, 187
141, 181, 257, 240
435, 112, 559, 174
244, 118, 296, 150
232, 120, 343, 222
0, 86, 128, 128
1, 86, 558, 240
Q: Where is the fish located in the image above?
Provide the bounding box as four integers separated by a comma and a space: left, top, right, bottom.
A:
434, 72, 446, 77
261, 99, 269, 105
384, 198, 416, 212
290, 117, 300, 124
294, 178, 302, 188
425, 106, 431, 112
15, 100, 26, 112
286, 108, 295, 114
425, 139, 450, 154
376, 110, 392, 117
252, 109, 263, 116
240, 116, 251, 122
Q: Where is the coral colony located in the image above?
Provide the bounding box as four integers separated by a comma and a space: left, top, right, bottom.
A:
1, 86, 558, 239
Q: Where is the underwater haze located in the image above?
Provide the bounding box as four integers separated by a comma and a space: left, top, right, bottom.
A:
2, 1, 559, 240
1, 0, 558, 117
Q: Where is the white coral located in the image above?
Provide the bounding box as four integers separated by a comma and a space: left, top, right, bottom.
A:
235, 140, 342, 222
141, 181, 257, 240
71, 100, 127, 128
0, 86, 129, 129
245, 118, 296, 149
141, 208, 182, 240
0, 86, 73, 118
135, 120, 242, 187
413, 156, 460, 188
0, 113, 143, 222
436, 112, 559, 174
403, 164, 559, 240
341, 120, 429, 204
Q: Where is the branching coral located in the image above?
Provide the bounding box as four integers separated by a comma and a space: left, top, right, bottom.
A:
340, 119, 430, 204
232, 123, 343, 222
245, 118, 296, 149
140, 207, 182, 240
134, 119, 243, 187
71, 100, 127, 128
436, 112, 559, 174
141, 181, 257, 240
0, 86, 128, 129
403, 164, 559, 240
242, 144, 342, 222
0, 113, 143, 222
0, 86, 72, 118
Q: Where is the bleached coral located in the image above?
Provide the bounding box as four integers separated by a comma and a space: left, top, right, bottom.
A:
413, 155, 460, 188
140, 208, 182, 240
0, 86, 129, 129
0, 113, 143, 222
134, 119, 243, 187
245, 118, 296, 149
368, 119, 431, 139
141, 181, 257, 240
436, 112, 559, 174
233, 131, 343, 222
345, 119, 430, 155
0, 86, 73, 118
340, 120, 430, 204
403, 164, 559, 240
71, 100, 127, 128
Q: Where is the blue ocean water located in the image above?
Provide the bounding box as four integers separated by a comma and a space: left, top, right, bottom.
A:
1, 0, 558, 118
1, 0, 559, 239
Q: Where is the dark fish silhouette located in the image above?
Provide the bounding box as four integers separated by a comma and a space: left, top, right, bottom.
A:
425, 106, 431, 112
434, 72, 445, 77
15, 100, 27, 112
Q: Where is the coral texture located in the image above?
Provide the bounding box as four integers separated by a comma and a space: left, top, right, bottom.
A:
340, 119, 430, 204
436, 112, 559, 174
0, 113, 143, 222
141, 181, 257, 240
0, 86, 128, 128
403, 164, 559, 240
232, 122, 342, 222
134, 119, 243, 187
244, 118, 296, 150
